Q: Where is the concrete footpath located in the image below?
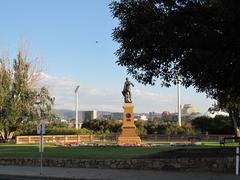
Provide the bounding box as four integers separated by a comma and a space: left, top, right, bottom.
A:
0, 165, 239, 180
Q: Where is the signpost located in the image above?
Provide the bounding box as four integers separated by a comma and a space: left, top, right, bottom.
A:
37, 121, 45, 175
236, 146, 239, 176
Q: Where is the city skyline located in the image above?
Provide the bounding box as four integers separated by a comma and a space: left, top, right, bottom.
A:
0, 0, 214, 113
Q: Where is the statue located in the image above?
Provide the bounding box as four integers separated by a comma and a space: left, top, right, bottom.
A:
122, 78, 134, 103
118, 78, 141, 145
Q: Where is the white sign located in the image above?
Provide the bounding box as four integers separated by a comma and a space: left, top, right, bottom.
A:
37, 123, 45, 135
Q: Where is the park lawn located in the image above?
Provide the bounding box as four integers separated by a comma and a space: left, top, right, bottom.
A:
1, 141, 238, 159
201, 141, 240, 147
145, 141, 240, 147
0, 144, 174, 159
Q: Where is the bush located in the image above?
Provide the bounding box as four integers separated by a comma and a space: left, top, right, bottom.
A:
164, 122, 194, 136
192, 115, 233, 134
82, 119, 121, 133
15, 122, 38, 136
46, 127, 93, 135
144, 120, 198, 135
15, 121, 93, 136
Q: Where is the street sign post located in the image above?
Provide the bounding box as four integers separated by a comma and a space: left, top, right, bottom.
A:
37, 123, 45, 135
37, 122, 45, 175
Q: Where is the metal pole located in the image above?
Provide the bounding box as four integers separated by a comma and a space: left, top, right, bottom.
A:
236, 146, 239, 175
75, 93, 78, 129
177, 76, 181, 127
40, 126, 43, 175
75, 86, 79, 129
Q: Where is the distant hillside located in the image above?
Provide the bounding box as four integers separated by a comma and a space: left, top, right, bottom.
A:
53, 109, 75, 120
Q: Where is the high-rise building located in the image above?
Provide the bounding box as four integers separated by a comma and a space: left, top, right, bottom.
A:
182, 104, 198, 115
80, 110, 97, 121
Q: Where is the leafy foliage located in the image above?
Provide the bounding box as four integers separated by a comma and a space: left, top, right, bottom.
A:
110, 0, 240, 136
135, 120, 147, 136
145, 119, 197, 135
0, 50, 54, 142
46, 127, 92, 135
35, 87, 55, 120
82, 119, 122, 134
82, 118, 198, 136
192, 115, 233, 134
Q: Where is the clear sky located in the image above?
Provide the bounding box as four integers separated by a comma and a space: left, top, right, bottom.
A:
0, 0, 214, 113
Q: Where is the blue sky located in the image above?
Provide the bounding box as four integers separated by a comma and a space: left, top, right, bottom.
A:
0, 0, 214, 113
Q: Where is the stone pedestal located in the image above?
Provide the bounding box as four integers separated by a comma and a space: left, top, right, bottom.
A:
117, 103, 141, 145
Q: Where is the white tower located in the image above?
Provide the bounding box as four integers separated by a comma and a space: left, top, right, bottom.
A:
75, 85, 80, 129
177, 75, 181, 127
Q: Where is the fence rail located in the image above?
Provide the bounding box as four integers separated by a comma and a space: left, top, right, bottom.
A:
16, 134, 234, 144
143, 134, 234, 142
16, 134, 117, 144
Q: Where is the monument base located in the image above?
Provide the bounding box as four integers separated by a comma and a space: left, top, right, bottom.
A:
117, 135, 141, 145
117, 103, 141, 145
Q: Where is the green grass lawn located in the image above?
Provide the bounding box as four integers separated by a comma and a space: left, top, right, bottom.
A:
145, 140, 240, 147
0, 141, 238, 159
201, 141, 240, 147
0, 143, 173, 159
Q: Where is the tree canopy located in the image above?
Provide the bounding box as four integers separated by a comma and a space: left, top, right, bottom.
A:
110, 0, 240, 136
0, 48, 54, 142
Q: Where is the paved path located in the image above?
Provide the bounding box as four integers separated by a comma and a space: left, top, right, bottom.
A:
0, 165, 239, 180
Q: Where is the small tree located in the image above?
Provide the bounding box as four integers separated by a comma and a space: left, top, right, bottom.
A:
0, 48, 54, 142
0, 59, 13, 140
35, 87, 55, 120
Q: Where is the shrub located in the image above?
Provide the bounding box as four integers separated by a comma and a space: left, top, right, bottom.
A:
46, 127, 93, 135
192, 115, 233, 134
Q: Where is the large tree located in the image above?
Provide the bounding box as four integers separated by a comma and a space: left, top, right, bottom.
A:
0, 49, 54, 142
110, 0, 240, 136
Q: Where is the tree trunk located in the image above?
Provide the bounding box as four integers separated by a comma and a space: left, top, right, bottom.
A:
229, 109, 240, 137
0, 130, 14, 143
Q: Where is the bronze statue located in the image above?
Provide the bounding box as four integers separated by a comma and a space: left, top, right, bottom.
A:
122, 78, 134, 103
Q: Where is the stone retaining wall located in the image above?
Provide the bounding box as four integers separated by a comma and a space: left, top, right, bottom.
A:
0, 158, 235, 172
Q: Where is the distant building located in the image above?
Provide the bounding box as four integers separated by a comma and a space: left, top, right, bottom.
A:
182, 104, 198, 115
97, 111, 112, 120
80, 110, 97, 121
111, 112, 123, 120
149, 112, 160, 121
78, 111, 124, 121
